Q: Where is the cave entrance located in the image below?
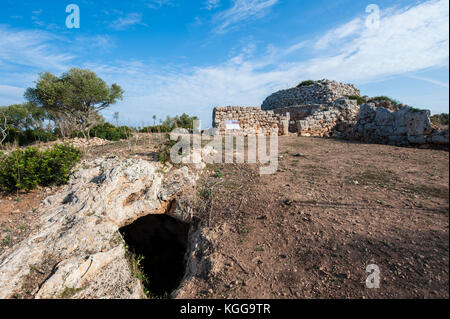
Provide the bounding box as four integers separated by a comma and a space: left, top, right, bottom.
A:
119, 213, 190, 297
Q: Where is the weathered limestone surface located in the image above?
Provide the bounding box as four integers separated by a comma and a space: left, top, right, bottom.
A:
261, 79, 360, 111
351, 103, 449, 147
0, 156, 199, 299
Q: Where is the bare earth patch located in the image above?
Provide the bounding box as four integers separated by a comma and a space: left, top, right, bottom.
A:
186, 136, 449, 299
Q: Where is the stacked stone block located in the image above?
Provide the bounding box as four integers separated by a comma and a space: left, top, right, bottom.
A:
261, 79, 360, 111
212, 106, 289, 136
351, 103, 449, 147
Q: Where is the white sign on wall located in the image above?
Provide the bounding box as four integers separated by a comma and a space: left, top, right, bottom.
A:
225, 120, 241, 130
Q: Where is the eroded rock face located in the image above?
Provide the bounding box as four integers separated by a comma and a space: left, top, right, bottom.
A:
261, 79, 360, 111
0, 156, 199, 299
351, 104, 449, 147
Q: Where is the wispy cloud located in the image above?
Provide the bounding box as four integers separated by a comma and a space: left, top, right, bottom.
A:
0, 26, 74, 71
213, 0, 278, 33
204, 0, 221, 10
103, 0, 448, 123
0, 85, 27, 105
406, 74, 449, 88
0, 0, 448, 122
110, 13, 147, 30
145, 0, 172, 10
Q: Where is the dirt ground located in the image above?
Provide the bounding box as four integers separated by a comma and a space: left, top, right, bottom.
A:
187, 136, 449, 299
1, 135, 448, 298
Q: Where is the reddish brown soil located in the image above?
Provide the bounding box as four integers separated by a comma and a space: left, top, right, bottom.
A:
0, 187, 62, 256
188, 136, 449, 299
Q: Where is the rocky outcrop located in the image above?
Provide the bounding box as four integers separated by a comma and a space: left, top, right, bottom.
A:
261, 79, 360, 111
351, 103, 449, 147
0, 156, 199, 299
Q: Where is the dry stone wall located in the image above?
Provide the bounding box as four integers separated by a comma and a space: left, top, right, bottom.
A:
351, 103, 449, 147
213, 99, 359, 137
271, 98, 359, 136
293, 98, 359, 137
212, 106, 289, 136
261, 79, 360, 110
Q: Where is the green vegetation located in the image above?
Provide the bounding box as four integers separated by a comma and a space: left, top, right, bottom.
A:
58, 287, 84, 299
71, 122, 131, 141
139, 113, 199, 133
1, 68, 126, 147
213, 170, 224, 178
297, 80, 315, 87
430, 113, 449, 127
25, 68, 124, 139
0, 143, 82, 193
345, 95, 365, 105
157, 135, 178, 164
121, 237, 151, 298
199, 187, 212, 200
1, 234, 12, 247
372, 96, 401, 106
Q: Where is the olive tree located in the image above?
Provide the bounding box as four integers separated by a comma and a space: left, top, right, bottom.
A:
25, 68, 124, 139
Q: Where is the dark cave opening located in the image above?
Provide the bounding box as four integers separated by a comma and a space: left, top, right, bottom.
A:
119, 213, 191, 297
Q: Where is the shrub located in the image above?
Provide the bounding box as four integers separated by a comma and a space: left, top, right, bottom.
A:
3, 127, 58, 146
38, 144, 82, 186
90, 123, 131, 141
0, 144, 81, 193
430, 113, 449, 127
297, 80, 315, 87
157, 135, 178, 164
71, 123, 131, 141
372, 96, 401, 106
345, 95, 365, 105
139, 113, 199, 134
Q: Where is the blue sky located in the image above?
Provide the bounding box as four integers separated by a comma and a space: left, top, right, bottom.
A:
0, 0, 448, 127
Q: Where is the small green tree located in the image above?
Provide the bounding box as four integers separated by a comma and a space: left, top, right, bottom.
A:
25, 68, 124, 139
0, 103, 47, 131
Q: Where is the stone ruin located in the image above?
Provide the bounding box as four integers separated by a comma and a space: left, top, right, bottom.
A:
261, 79, 360, 110
211, 79, 449, 148
212, 106, 289, 136
212, 79, 360, 137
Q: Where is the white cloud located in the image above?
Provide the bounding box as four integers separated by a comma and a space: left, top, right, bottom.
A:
102, 0, 448, 124
213, 0, 278, 33
204, 0, 221, 10
110, 13, 147, 30
0, 85, 26, 105
0, 26, 74, 71
314, 18, 363, 50
145, 0, 172, 10
0, 0, 448, 123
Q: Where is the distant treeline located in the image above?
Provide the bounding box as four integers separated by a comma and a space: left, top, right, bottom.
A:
137, 113, 199, 133
0, 68, 199, 148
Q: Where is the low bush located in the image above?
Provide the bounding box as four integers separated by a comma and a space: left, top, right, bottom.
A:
430, 113, 449, 127
345, 95, 365, 105
0, 144, 82, 193
297, 80, 315, 87
157, 135, 178, 164
3, 127, 58, 146
72, 123, 132, 141
372, 96, 401, 106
